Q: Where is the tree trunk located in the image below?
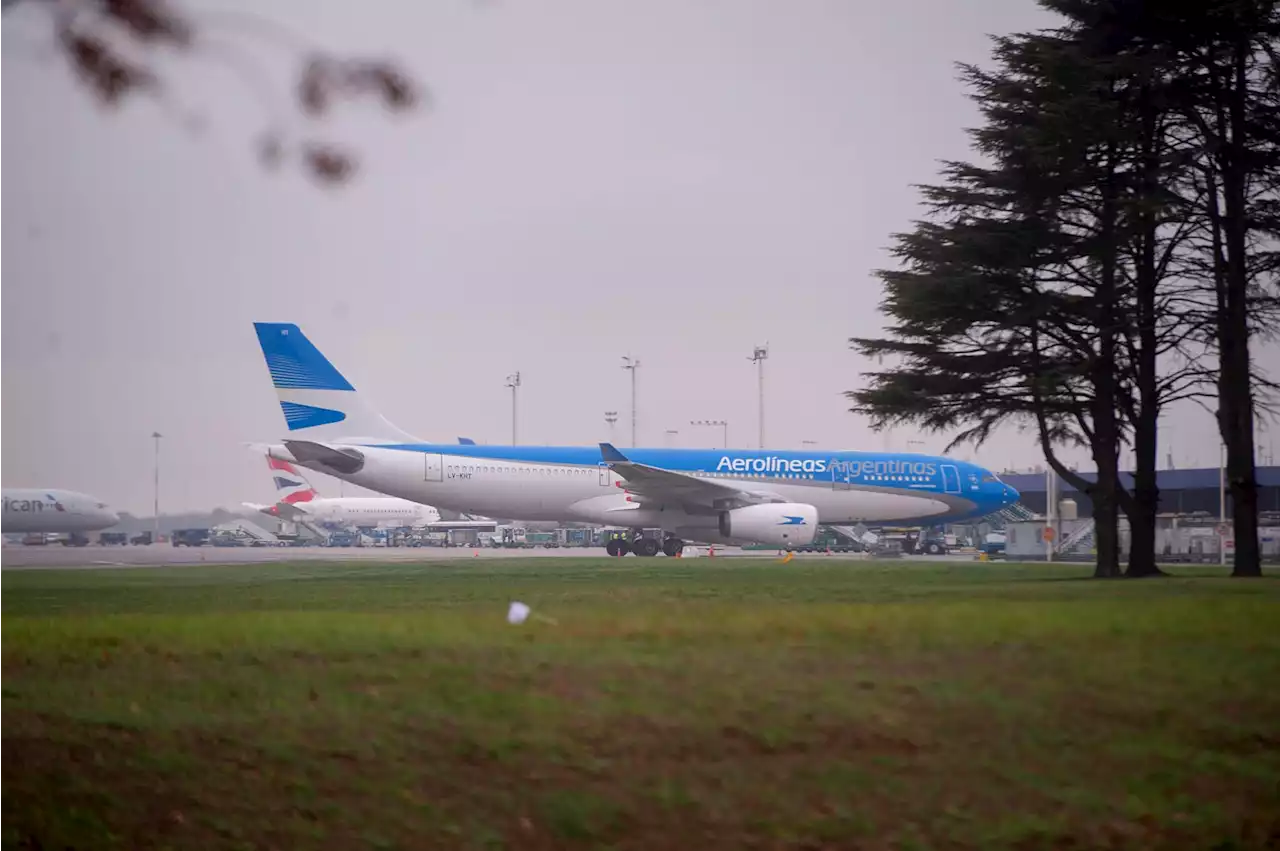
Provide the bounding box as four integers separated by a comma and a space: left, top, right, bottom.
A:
1092, 144, 1124, 579
1041, 454, 1122, 578
1090, 416, 1124, 579
1219, 36, 1262, 578
1125, 81, 1165, 579
1092, 483, 1121, 579
1126, 455, 1161, 576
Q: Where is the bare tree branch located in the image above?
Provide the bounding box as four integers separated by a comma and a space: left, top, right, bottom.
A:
4, 0, 424, 186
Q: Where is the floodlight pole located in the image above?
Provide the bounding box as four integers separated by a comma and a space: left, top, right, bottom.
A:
621, 356, 640, 447
152, 431, 162, 542
749, 344, 768, 448
505, 372, 521, 445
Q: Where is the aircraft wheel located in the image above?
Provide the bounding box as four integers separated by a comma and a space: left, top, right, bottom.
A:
606, 538, 630, 557
635, 537, 660, 557
662, 537, 684, 557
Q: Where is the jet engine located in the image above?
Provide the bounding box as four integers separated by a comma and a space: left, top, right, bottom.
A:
718, 503, 819, 548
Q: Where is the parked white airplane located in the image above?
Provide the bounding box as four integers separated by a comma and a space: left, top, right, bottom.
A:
250, 322, 1019, 556
2, 488, 120, 534
242, 455, 496, 532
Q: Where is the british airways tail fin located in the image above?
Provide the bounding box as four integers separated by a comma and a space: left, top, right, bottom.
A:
253, 322, 420, 444
267, 455, 320, 504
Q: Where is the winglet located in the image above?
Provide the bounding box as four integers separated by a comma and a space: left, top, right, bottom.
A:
458, 437, 476, 445
599, 442, 629, 465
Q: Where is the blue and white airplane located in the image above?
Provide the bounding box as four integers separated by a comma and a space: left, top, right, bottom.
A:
250, 323, 1019, 556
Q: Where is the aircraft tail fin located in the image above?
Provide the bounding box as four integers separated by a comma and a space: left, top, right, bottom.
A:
253, 322, 420, 444
267, 455, 321, 504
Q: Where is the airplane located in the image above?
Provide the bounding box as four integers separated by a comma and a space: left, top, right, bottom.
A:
2, 488, 120, 534
242, 455, 497, 532
249, 322, 1020, 557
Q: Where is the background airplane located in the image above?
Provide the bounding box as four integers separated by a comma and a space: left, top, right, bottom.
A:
2, 488, 120, 534
249, 322, 1018, 556
242, 455, 496, 532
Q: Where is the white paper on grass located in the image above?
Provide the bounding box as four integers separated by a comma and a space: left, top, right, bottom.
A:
508, 601, 531, 624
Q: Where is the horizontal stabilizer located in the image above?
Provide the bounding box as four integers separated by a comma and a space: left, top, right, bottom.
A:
283, 440, 365, 475
242, 500, 307, 521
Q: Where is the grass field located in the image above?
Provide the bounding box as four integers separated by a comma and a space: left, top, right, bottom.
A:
4, 558, 1279, 850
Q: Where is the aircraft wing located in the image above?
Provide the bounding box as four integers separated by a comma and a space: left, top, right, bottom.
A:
600, 443, 765, 510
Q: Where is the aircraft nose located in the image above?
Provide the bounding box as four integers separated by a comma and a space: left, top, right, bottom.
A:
103, 509, 120, 525
1003, 484, 1019, 504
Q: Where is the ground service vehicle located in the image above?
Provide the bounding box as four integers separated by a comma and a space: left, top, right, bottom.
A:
172, 528, 212, 547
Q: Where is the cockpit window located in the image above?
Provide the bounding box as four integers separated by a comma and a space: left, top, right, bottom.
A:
981, 474, 1001, 483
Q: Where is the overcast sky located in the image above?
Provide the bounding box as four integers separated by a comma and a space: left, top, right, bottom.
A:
3, 0, 1268, 514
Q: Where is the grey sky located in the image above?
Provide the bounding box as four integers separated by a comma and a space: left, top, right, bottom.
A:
3, 0, 1263, 515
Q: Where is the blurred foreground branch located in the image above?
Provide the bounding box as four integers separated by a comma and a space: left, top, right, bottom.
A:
4, 0, 424, 186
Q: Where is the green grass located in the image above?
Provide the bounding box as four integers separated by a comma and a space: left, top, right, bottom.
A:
4, 558, 1279, 850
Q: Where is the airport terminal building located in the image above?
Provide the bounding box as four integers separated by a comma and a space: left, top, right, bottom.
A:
1002, 466, 1280, 518
995, 465, 1280, 562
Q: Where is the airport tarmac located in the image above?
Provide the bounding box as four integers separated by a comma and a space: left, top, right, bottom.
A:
1, 544, 980, 570
0, 544, 605, 569
0, 543, 746, 569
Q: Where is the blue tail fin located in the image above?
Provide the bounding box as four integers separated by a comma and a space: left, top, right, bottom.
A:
253, 322, 420, 444
256, 323, 356, 392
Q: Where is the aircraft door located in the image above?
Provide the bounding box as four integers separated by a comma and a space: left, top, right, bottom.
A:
941, 465, 961, 494
424, 453, 444, 483
832, 465, 852, 491
598, 463, 612, 487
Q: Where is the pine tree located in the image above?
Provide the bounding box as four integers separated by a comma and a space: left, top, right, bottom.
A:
849, 10, 1224, 577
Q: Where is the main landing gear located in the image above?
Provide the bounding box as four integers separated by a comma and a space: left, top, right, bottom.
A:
605, 534, 685, 557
